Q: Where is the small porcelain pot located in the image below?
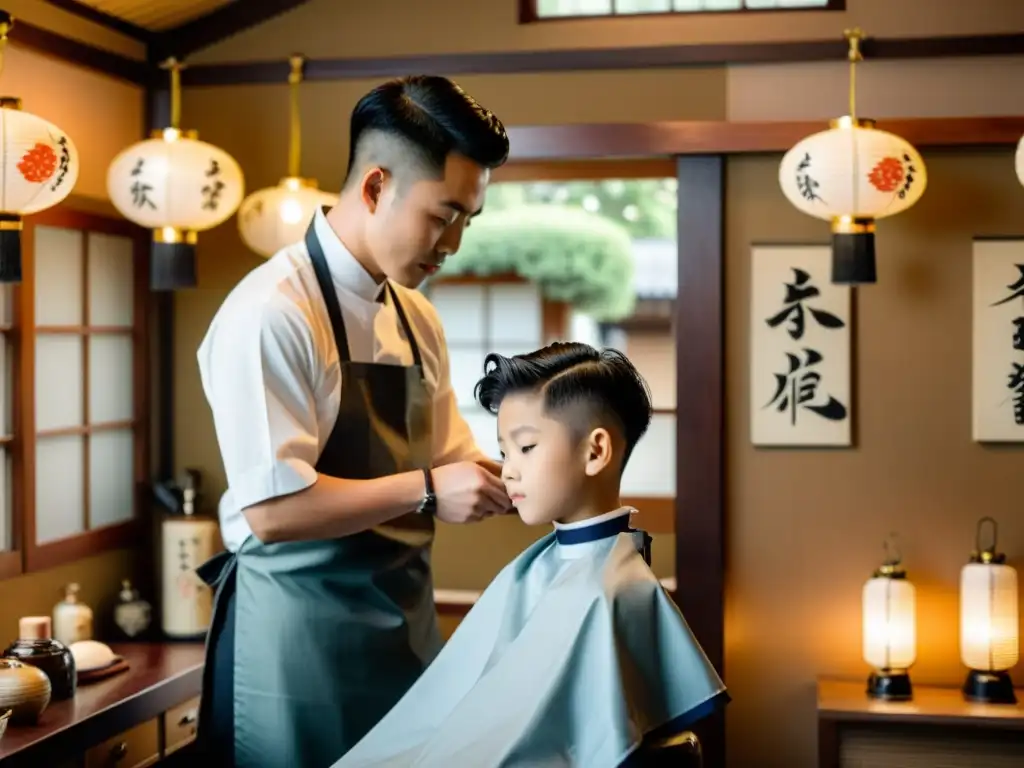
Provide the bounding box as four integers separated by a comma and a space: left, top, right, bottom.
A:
0, 658, 51, 724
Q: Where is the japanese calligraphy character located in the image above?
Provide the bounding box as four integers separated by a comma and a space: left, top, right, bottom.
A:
765, 268, 845, 341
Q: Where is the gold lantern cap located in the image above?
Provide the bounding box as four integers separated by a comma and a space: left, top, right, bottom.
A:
969, 516, 1006, 564
872, 533, 907, 579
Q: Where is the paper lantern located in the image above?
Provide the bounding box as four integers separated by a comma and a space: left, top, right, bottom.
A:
106, 59, 244, 290
238, 178, 337, 258
778, 29, 927, 285
1015, 134, 1024, 188
862, 536, 916, 701
960, 517, 1018, 704
238, 55, 338, 258
0, 16, 80, 282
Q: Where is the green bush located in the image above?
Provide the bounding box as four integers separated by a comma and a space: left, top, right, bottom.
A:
443, 205, 636, 321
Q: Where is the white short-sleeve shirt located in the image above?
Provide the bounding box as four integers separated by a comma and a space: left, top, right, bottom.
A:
197, 207, 484, 551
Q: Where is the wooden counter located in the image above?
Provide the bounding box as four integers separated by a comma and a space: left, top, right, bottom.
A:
0, 643, 205, 768
818, 678, 1024, 768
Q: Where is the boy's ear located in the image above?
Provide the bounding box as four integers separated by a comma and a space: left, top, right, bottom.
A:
583, 427, 614, 477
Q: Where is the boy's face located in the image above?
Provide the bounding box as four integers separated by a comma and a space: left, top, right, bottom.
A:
496, 391, 587, 526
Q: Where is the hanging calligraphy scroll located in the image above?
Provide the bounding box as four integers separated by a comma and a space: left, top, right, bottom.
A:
972, 239, 1024, 442
750, 244, 853, 447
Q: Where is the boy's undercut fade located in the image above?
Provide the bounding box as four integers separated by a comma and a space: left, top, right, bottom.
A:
474, 342, 653, 469
343, 75, 509, 190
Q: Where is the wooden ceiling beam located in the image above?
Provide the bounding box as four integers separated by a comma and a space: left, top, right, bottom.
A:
148, 0, 313, 63
41, 0, 154, 43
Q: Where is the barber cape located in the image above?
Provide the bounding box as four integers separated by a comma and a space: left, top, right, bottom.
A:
334, 507, 729, 768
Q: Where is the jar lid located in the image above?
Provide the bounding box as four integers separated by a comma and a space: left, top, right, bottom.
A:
18, 615, 51, 640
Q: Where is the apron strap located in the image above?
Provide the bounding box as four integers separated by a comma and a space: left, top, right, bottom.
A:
386, 282, 424, 372
305, 216, 353, 364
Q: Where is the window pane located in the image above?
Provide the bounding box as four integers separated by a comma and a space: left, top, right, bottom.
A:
89, 429, 134, 529
536, 0, 612, 16
89, 334, 133, 423
0, 283, 12, 327
0, 449, 9, 552
616, 0, 671, 12
703, 0, 743, 8
34, 226, 83, 326
36, 334, 84, 430
429, 284, 485, 344
488, 284, 543, 346
36, 434, 85, 543
462, 406, 500, 461
621, 330, 675, 410
87, 233, 134, 327
448, 346, 487, 407
0, 334, 11, 438
622, 412, 675, 496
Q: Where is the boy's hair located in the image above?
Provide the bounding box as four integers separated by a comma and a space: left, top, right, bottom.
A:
343, 75, 509, 189
473, 342, 653, 469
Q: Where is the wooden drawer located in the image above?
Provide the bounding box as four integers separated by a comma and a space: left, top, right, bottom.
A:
84, 718, 159, 768
162, 695, 200, 755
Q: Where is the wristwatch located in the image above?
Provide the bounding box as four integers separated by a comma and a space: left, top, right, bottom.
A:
417, 468, 437, 516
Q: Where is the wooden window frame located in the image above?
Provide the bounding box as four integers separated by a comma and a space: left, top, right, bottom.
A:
428, 273, 676, 534
519, 0, 844, 23
0, 205, 150, 579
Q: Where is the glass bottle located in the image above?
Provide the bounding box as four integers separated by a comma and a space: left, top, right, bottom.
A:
3, 616, 76, 700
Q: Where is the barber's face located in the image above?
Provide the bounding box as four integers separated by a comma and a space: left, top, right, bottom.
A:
365, 153, 490, 288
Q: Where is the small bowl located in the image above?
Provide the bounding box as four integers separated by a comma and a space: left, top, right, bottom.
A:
0, 708, 10, 741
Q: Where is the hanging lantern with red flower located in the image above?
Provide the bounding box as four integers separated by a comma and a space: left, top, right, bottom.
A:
0, 13, 80, 282
778, 29, 927, 285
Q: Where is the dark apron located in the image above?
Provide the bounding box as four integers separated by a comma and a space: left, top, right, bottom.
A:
195, 219, 439, 767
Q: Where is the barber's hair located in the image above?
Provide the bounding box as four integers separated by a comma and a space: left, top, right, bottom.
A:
343, 75, 509, 187
474, 342, 653, 468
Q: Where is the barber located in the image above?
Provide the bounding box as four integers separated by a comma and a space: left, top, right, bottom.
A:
194, 75, 512, 768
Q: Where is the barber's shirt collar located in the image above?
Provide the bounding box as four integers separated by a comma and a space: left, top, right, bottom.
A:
312, 205, 387, 303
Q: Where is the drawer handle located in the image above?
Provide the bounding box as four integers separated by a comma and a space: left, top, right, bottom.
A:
178, 710, 198, 727
110, 741, 128, 761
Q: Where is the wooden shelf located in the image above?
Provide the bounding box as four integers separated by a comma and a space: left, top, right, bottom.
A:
818, 678, 1024, 768
818, 678, 1024, 730
0, 642, 205, 767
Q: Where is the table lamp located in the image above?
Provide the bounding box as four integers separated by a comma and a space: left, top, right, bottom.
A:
960, 516, 1018, 704
862, 534, 916, 700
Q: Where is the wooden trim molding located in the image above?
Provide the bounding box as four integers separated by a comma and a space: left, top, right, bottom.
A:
675, 155, 725, 766
506, 116, 1024, 160
178, 33, 1024, 87
41, 0, 153, 42
150, 0, 314, 62
9, 17, 149, 85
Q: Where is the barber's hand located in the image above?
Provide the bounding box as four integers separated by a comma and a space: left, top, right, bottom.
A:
432, 461, 511, 524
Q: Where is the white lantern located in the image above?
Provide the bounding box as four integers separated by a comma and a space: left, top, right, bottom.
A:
106, 59, 244, 290
238, 179, 337, 258
862, 536, 916, 701
1015, 134, 1024, 188
778, 29, 927, 285
960, 517, 1018, 704
0, 16, 80, 282
238, 55, 338, 258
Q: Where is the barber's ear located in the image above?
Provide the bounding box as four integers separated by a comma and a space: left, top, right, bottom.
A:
583, 428, 613, 477
360, 168, 387, 212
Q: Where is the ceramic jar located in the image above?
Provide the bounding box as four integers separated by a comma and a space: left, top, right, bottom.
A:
0, 658, 51, 724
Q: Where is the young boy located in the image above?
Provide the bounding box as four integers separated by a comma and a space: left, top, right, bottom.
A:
334, 342, 728, 768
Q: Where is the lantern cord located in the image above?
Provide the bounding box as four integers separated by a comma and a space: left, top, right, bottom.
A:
845, 28, 863, 121
882, 532, 901, 566
288, 55, 304, 179
0, 17, 11, 82
975, 516, 998, 554
160, 57, 183, 130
